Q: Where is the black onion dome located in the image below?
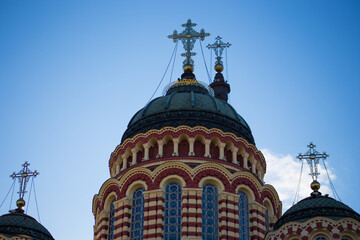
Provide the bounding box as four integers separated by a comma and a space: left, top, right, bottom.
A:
122, 81, 255, 145
0, 212, 54, 240
273, 193, 360, 230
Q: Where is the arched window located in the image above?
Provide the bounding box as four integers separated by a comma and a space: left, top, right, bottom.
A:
202, 183, 219, 239
265, 207, 270, 232
238, 191, 250, 240
130, 187, 145, 240
164, 182, 182, 239
315, 237, 328, 240
107, 199, 115, 240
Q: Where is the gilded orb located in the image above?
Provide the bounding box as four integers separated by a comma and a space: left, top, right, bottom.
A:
183, 65, 194, 72
16, 198, 26, 209
310, 180, 320, 191
215, 64, 223, 73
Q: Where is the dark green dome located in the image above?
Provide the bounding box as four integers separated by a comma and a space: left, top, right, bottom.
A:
273, 192, 360, 230
121, 81, 255, 144
0, 211, 54, 240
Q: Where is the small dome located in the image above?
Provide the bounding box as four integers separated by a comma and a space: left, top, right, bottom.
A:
0, 211, 54, 240
122, 81, 255, 144
273, 193, 360, 230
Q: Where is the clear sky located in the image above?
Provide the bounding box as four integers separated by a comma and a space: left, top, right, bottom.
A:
0, 1, 359, 239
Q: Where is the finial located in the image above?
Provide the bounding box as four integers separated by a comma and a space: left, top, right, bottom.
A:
207, 36, 231, 73
311, 180, 320, 191
168, 19, 210, 76
297, 143, 328, 196
297, 142, 328, 182
208, 36, 231, 102
10, 161, 39, 212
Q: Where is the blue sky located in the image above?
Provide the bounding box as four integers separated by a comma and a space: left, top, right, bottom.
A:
0, 1, 359, 239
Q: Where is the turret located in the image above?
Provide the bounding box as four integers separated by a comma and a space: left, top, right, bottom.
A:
207, 36, 231, 102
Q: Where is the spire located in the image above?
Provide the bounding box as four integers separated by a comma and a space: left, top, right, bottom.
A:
207, 36, 231, 102
168, 19, 210, 81
10, 161, 39, 213
297, 143, 328, 196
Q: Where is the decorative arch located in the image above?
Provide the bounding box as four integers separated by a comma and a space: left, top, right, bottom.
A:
148, 137, 158, 147
109, 126, 265, 171
199, 176, 225, 193
163, 135, 174, 157
147, 138, 158, 160
340, 230, 359, 240
231, 175, 261, 202
261, 184, 281, 218
235, 184, 256, 203
125, 180, 148, 199
311, 232, 332, 240
178, 134, 190, 157
118, 168, 153, 198
159, 175, 187, 190
152, 162, 193, 189
94, 178, 121, 213
103, 192, 117, 212
194, 135, 205, 157
99, 184, 121, 212
193, 164, 232, 192
194, 134, 205, 143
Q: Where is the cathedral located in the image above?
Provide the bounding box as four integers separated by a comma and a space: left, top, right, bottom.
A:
0, 20, 359, 240
91, 20, 360, 240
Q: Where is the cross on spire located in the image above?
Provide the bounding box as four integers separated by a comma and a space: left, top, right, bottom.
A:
207, 36, 231, 68
168, 19, 210, 72
10, 161, 39, 209
297, 142, 328, 181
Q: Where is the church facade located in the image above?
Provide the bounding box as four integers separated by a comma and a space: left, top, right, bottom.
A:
92, 20, 360, 240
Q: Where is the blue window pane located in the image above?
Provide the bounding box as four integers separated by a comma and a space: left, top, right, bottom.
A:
164, 182, 182, 240
265, 207, 270, 232
130, 188, 145, 240
315, 237, 328, 240
238, 191, 250, 240
202, 183, 218, 240
107, 199, 115, 240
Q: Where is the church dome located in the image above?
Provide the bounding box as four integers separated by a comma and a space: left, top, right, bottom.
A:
122, 80, 255, 145
273, 192, 360, 230
0, 211, 54, 240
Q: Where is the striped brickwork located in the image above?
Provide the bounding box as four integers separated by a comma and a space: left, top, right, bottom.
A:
265, 217, 360, 240
94, 210, 108, 240
93, 164, 281, 239
143, 190, 164, 239
219, 193, 239, 240
93, 127, 281, 240
181, 189, 202, 239
94, 199, 131, 240
249, 202, 267, 240
114, 199, 131, 239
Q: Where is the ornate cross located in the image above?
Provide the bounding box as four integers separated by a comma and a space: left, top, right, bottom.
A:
168, 19, 210, 71
297, 143, 328, 181
10, 161, 39, 201
207, 36, 231, 67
